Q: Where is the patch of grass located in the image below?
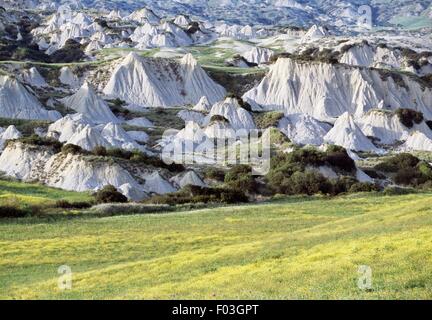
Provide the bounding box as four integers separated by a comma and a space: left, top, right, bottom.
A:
0, 118, 51, 135
0, 179, 93, 208
254, 111, 284, 129
0, 193, 431, 299
145, 108, 185, 130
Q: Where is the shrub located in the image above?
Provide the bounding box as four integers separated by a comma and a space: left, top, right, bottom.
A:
266, 147, 358, 195
209, 115, 229, 123
375, 154, 432, 187
287, 171, 333, 195
93, 146, 108, 157
225, 93, 252, 111
375, 153, 420, 172
94, 18, 109, 28
225, 165, 257, 194
396, 109, 424, 128
205, 167, 226, 181
418, 161, 432, 179
315, 48, 340, 64
0, 206, 28, 218
323, 146, 356, 172
145, 185, 248, 205
129, 151, 185, 172
95, 185, 128, 204
383, 186, 415, 196
55, 200, 92, 210
426, 120, 432, 131
331, 176, 358, 195
420, 74, 432, 89
349, 182, 379, 193
50, 39, 85, 63
105, 148, 132, 159
340, 43, 355, 54
10, 45, 51, 63
394, 167, 427, 186
219, 188, 249, 203
187, 22, 200, 35
266, 127, 291, 146
288, 148, 324, 168
13, 135, 62, 153
269, 52, 292, 63
90, 203, 170, 216
61, 144, 86, 155
254, 111, 284, 129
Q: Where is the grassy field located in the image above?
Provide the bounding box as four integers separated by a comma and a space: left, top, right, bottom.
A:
1, 192, 431, 300
0, 180, 92, 207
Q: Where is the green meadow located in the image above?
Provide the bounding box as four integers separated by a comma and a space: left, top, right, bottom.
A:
0, 184, 431, 299
0, 180, 92, 207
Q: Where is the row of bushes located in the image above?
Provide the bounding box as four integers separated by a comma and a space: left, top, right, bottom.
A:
269, 146, 355, 175
0, 118, 51, 135
0, 200, 93, 219
275, 47, 341, 65
0, 184, 130, 218
9, 135, 63, 153
203, 147, 369, 199
375, 153, 432, 187
145, 185, 248, 206
266, 147, 362, 196
268, 170, 378, 196
61, 144, 185, 172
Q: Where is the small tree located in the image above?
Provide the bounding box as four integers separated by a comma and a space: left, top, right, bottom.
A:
95, 185, 128, 204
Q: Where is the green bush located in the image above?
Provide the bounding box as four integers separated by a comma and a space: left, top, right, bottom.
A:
374, 154, 432, 187
270, 146, 355, 174
322, 146, 356, 173
0, 206, 28, 218
383, 186, 416, 196
105, 148, 132, 159
61, 144, 86, 155
254, 111, 284, 129
394, 167, 427, 186
396, 109, 424, 128
0, 118, 51, 136
331, 176, 358, 195
145, 185, 248, 205
93, 146, 108, 157
418, 161, 432, 179
95, 185, 128, 204
225, 165, 257, 194
349, 182, 379, 193
266, 127, 291, 146
204, 167, 226, 181
50, 39, 85, 63
266, 147, 360, 196
287, 171, 333, 196
375, 153, 420, 173
55, 200, 93, 210
12, 135, 62, 153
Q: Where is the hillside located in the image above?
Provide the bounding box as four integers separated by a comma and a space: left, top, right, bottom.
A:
1, 192, 431, 299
